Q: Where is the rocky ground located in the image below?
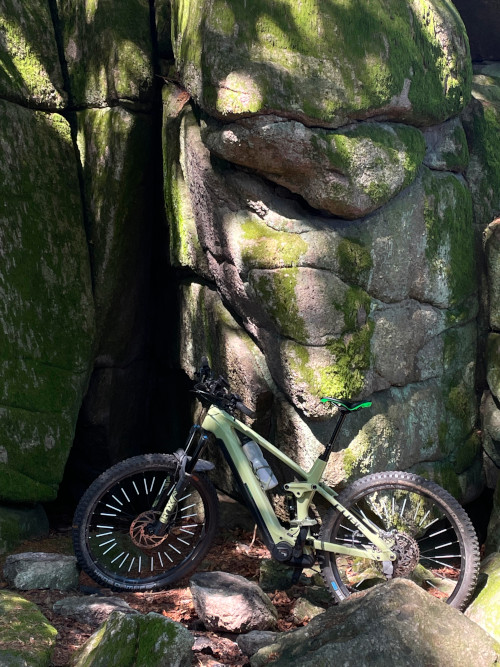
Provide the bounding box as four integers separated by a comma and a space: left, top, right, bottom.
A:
0, 526, 319, 666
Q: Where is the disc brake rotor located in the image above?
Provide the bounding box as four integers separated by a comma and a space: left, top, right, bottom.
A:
129, 510, 169, 548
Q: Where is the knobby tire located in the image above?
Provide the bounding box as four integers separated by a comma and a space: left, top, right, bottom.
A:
72, 454, 219, 592
318, 471, 480, 610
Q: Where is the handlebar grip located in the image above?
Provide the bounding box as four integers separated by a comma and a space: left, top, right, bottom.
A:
236, 401, 256, 418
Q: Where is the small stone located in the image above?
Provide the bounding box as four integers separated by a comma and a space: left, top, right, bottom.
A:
190, 571, 278, 633
3, 553, 79, 591
53, 596, 138, 626
236, 630, 280, 656
291, 596, 325, 623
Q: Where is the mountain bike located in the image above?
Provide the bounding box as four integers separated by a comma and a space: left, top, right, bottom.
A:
72, 358, 480, 610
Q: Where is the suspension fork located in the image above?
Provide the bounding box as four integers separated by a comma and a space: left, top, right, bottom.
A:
151, 426, 212, 535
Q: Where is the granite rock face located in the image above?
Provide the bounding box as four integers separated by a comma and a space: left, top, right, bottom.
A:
0, 0, 156, 526
166, 49, 481, 495
0, 100, 94, 504
2, 0, 500, 521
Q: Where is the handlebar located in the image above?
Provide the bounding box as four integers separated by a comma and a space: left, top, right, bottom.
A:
194, 357, 256, 419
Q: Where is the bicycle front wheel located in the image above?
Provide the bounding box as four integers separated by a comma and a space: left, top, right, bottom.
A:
73, 454, 219, 592
318, 471, 479, 610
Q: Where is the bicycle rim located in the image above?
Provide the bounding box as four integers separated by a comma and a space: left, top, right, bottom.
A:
320, 473, 479, 608
79, 466, 213, 588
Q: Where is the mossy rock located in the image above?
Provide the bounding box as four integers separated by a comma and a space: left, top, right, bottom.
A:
162, 88, 209, 273
0, 591, 57, 667
421, 168, 476, 308
0, 0, 66, 108
423, 117, 469, 173
172, 0, 471, 127
56, 0, 154, 107
0, 504, 49, 555
249, 267, 351, 345
486, 334, 500, 399
485, 220, 500, 330
0, 100, 95, 503
463, 84, 500, 227
486, 481, 500, 555
465, 552, 500, 645
202, 118, 426, 219
72, 611, 194, 667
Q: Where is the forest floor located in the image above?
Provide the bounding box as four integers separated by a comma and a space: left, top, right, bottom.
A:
0, 526, 316, 666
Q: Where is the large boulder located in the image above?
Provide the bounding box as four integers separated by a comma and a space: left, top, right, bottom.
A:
201, 117, 426, 219
462, 67, 500, 230
0, 99, 95, 504
171, 0, 471, 127
465, 552, 500, 645
250, 579, 500, 667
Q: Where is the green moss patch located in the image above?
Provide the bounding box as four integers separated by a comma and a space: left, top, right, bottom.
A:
422, 169, 476, 306
0, 0, 66, 107
0, 591, 57, 667
253, 269, 308, 342
464, 97, 500, 226
241, 219, 308, 268
337, 238, 372, 285
287, 285, 373, 400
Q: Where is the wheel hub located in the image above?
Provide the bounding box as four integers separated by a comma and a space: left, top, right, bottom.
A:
392, 532, 420, 577
130, 511, 169, 548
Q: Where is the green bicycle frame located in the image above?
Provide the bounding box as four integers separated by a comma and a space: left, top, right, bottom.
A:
201, 404, 396, 564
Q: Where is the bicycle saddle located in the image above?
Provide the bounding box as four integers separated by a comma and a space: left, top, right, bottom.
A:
320, 397, 372, 411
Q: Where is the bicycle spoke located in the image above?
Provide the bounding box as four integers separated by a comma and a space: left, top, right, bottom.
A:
323, 480, 470, 604
85, 468, 209, 584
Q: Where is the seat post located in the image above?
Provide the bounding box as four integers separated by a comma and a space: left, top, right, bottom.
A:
319, 410, 348, 462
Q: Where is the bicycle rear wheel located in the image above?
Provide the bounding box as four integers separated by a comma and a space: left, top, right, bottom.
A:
318, 471, 479, 610
73, 454, 219, 592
